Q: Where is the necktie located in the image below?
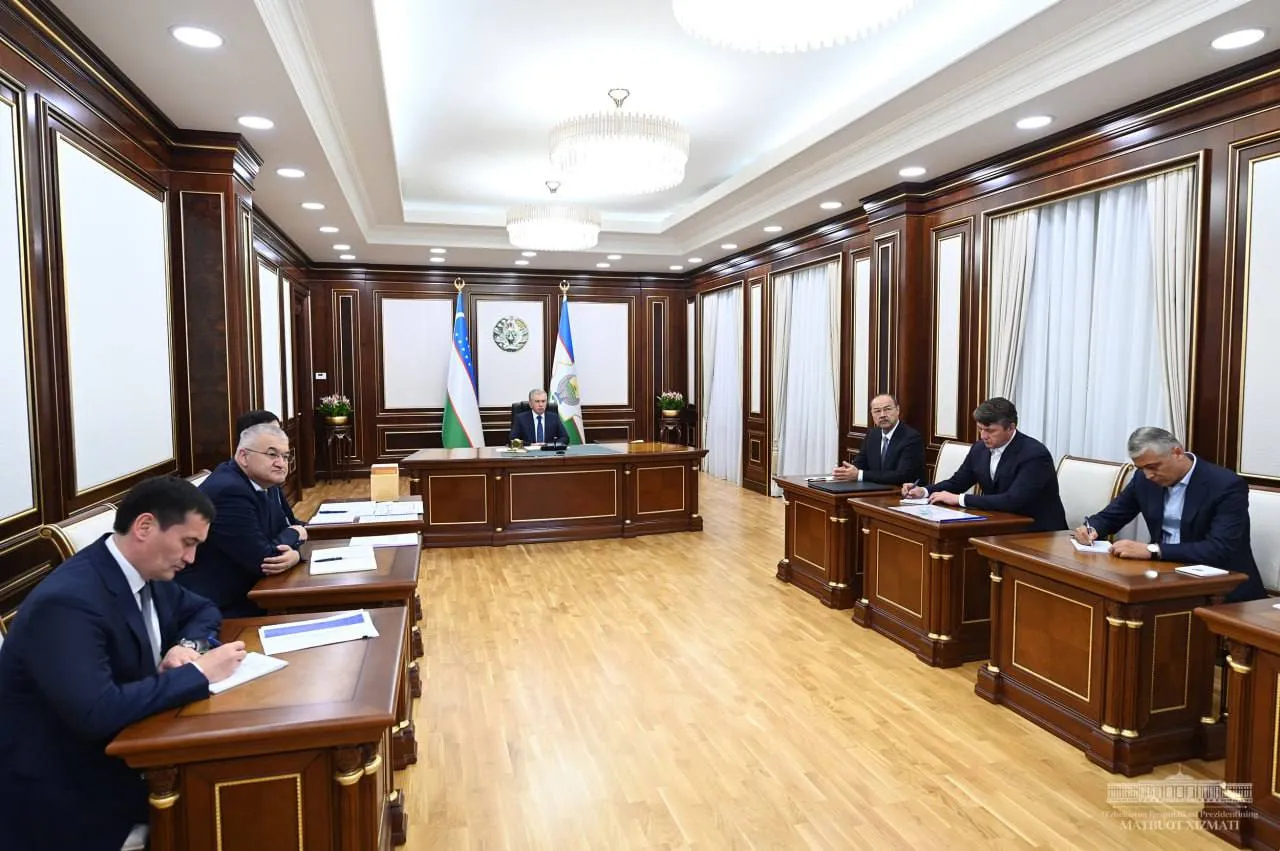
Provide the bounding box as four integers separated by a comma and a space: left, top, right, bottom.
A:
880, 432, 889, 457
137, 582, 161, 667
536, 415, 544, 444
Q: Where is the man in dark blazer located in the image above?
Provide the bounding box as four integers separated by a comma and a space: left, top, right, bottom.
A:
509, 388, 570, 445
177, 422, 308, 616
904, 397, 1067, 532
1073, 426, 1265, 603
236, 409, 301, 526
0, 477, 246, 851
832, 393, 925, 485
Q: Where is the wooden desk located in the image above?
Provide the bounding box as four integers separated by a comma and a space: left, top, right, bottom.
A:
107, 607, 409, 850
249, 537, 423, 770
1195, 598, 1280, 847
973, 532, 1245, 776
400, 441, 708, 547
849, 495, 1033, 666
772, 476, 898, 608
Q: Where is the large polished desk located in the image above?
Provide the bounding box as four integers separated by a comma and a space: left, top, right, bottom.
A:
400, 441, 708, 546
1196, 598, 1280, 848
849, 494, 1033, 666
107, 607, 409, 850
250, 537, 423, 770
973, 533, 1245, 776
772, 476, 897, 608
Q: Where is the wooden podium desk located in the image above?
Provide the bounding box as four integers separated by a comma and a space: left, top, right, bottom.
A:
249, 537, 423, 770
972, 532, 1245, 776
772, 476, 898, 608
107, 607, 409, 851
1195, 598, 1280, 848
400, 441, 708, 547
848, 495, 1033, 667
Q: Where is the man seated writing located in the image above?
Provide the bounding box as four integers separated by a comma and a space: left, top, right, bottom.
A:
510, 388, 569, 445
0, 477, 246, 851
177, 422, 307, 616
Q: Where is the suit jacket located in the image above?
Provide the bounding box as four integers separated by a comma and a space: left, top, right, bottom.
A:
852, 422, 925, 485
176, 460, 302, 616
509, 409, 570, 445
1089, 458, 1265, 603
930, 431, 1068, 532
0, 537, 217, 851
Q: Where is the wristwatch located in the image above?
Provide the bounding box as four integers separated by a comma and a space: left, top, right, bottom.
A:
178, 637, 210, 653
1146, 543, 1160, 559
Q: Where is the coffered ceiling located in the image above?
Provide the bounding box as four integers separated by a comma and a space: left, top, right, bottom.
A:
51, 0, 1279, 273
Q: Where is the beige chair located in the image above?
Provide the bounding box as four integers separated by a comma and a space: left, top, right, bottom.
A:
1057, 455, 1130, 532
38, 503, 118, 559
1248, 484, 1280, 593
186, 469, 212, 487
932, 440, 974, 492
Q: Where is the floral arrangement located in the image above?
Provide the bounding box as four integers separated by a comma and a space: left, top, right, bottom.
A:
657, 391, 686, 411
317, 394, 352, 417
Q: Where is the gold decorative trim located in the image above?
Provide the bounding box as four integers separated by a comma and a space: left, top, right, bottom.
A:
364, 753, 383, 776
1149, 611, 1191, 715
828, 581, 847, 589
988, 572, 1002, 583
334, 766, 363, 787
1272, 673, 1280, 799
1120, 729, 1139, 739
508, 469, 618, 521
427, 473, 488, 525
1200, 715, 1219, 725
1125, 619, 1143, 629
1101, 723, 1120, 735
987, 663, 1000, 674
930, 224, 970, 441
1227, 654, 1252, 675
1236, 149, 1280, 477
215, 773, 303, 851
849, 252, 873, 428
1011, 580, 1094, 703
149, 790, 179, 810
1105, 616, 1126, 627
873, 528, 924, 618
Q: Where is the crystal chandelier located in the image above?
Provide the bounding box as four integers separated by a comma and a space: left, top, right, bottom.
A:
506, 182, 602, 251
672, 0, 916, 53
549, 89, 689, 196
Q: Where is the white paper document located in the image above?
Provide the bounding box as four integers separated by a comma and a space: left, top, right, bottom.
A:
208, 651, 289, 694
899, 497, 930, 505
308, 545, 378, 575
321, 500, 376, 514
308, 511, 355, 526
1071, 539, 1112, 553
372, 501, 422, 516
1174, 564, 1230, 577
358, 514, 416, 524
259, 610, 380, 655
347, 533, 420, 548
888, 504, 984, 522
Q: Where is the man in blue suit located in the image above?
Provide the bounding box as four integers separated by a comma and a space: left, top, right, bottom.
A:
509, 388, 570, 445
1073, 426, 1265, 603
832, 393, 925, 485
177, 422, 307, 616
0, 477, 247, 851
235, 409, 301, 527
904, 397, 1068, 532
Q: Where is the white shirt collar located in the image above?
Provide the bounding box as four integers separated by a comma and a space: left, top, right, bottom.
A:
880, 422, 899, 442
1173, 454, 1197, 489
105, 535, 147, 597
250, 479, 266, 492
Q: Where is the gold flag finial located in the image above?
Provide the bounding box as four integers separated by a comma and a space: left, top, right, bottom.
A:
453, 277, 465, 292
558, 280, 570, 294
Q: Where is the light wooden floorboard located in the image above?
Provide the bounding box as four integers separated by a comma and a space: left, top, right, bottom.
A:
296, 474, 1225, 850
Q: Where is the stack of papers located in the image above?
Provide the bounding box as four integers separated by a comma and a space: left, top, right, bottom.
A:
308, 544, 377, 575
259, 610, 380, 655
899, 497, 930, 506
1174, 564, 1230, 577
347, 533, 420, 548
371, 500, 422, 516
889, 504, 985, 522
1071, 539, 1112, 554
208, 651, 289, 694
307, 500, 422, 526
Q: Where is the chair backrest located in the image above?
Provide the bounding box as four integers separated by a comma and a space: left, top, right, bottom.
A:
511, 400, 560, 417
1248, 484, 1280, 592
933, 440, 973, 491
1113, 465, 1150, 544
186, 469, 211, 487
1057, 455, 1130, 532
39, 503, 117, 560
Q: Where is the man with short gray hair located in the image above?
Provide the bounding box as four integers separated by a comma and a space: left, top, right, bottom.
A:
1073, 426, 1264, 602
509, 388, 569, 445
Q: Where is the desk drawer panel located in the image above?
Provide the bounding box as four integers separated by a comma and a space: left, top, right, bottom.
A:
426, 473, 488, 525
1010, 576, 1099, 715
873, 528, 925, 620
509, 469, 617, 522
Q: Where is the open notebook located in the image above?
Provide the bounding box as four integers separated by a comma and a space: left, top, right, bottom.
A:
208, 652, 289, 695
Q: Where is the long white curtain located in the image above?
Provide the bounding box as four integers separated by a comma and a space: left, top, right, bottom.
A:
1006, 176, 1190, 462
1147, 167, 1196, 443
987, 208, 1040, 398
771, 261, 841, 494
701, 286, 743, 483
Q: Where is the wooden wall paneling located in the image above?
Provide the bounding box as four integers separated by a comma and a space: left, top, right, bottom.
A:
844, 243, 873, 462
331, 288, 361, 473
648, 294, 667, 443
929, 218, 973, 444
742, 274, 767, 493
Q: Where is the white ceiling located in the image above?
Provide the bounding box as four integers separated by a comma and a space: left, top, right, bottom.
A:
51, 0, 1280, 273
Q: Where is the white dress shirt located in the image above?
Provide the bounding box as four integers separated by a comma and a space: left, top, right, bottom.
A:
105, 536, 162, 667
958, 430, 1016, 508
1161, 455, 1198, 545
859, 423, 899, 481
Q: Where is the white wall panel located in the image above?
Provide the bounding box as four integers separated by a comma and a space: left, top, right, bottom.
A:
57, 137, 173, 492
934, 235, 963, 439
0, 100, 33, 520
687, 299, 696, 404
749, 282, 762, 414
1240, 155, 1280, 477
381, 296, 452, 409
283, 283, 295, 419
567, 300, 629, 405
257, 262, 283, 419
851, 256, 872, 428
477, 299, 545, 406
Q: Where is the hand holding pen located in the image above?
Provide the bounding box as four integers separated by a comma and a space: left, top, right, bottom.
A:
901, 478, 926, 499
1072, 516, 1098, 545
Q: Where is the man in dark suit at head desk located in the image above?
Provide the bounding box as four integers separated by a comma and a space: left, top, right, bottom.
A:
904, 397, 1068, 532
235, 409, 301, 527
831, 393, 925, 485
510, 388, 570, 445
1072, 426, 1265, 603
0, 477, 246, 851
176, 422, 308, 616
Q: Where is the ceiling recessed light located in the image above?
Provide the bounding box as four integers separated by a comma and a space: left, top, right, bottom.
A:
670, 265, 684, 271
300, 202, 325, 211
687, 257, 703, 263
339, 254, 355, 261
763, 225, 782, 233
514, 259, 530, 266
1015, 115, 1053, 130
820, 201, 843, 210
521, 251, 536, 257
1212, 29, 1265, 50
429, 257, 446, 263
333, 244, 351, 251
319, 226, 339, 233
898, 166, 927, 178
596, 262, 611, 269
237, 116, 274, 130
606, 254, 622, 260
170, 26, 223, 49
276, 167, 305, 179
721, 243, 737, 250
429, 247, 447, 254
